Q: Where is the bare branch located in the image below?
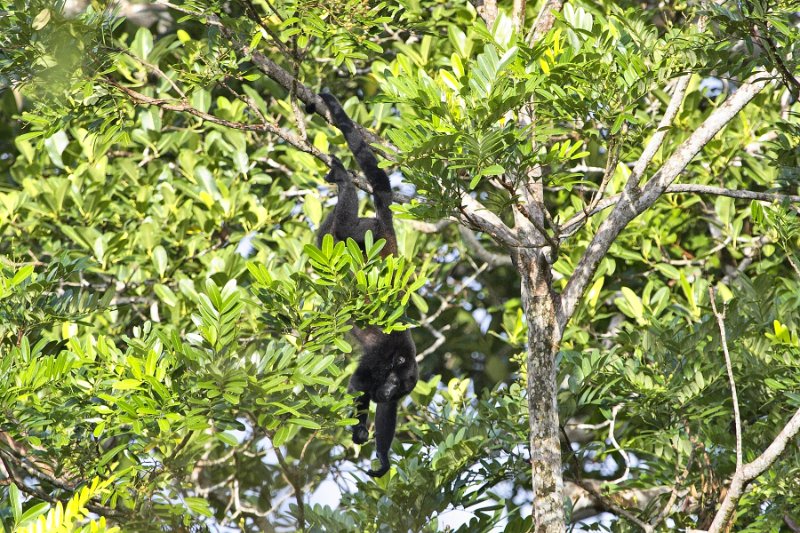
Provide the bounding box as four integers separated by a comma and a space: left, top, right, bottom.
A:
665, 184, 800, 203
560, 184, 800, 239
627, 75, 691, 190
405, 219, 453, 233
103, 79, 327, 161
472, 0, 498, 28
459, 227, 514, 267
416, 323, 451, 360
238, 0, 293, 58
527, 0, 563, 45
607, 405, 631, 484
709, 287, 742, 471
572, 479, 654, 532
636, 71, 772, 206
706, 407, 800, 532
459, 193, 521, 248
558, 71, 772, 331
512, 0, 526, 33
271, 439, 306, 531
650, 442, 696, 529
585, 132, 623, 215
156, 2, 387, 152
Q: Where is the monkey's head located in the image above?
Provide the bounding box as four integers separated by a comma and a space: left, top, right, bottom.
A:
373, 354, 418, 403
324, 156, 349, 184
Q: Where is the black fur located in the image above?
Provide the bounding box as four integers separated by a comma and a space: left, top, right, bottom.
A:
315, 93, 418, 477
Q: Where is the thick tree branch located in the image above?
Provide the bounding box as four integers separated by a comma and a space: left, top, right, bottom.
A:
636, 72, 772, 206
512, 0, 526, 33
459, 193, 521, 248
527, 0, 563, 45
472, 0, 498, 28
459, 227, 514, 267
558, 71, 772, 330
560, 183, 800, 239
666, 184, 800, 203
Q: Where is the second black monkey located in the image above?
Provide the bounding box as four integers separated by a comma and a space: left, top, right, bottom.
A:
314, 93, 418, 478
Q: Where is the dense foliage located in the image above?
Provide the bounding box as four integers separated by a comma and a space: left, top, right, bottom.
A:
0, 0, 799, 531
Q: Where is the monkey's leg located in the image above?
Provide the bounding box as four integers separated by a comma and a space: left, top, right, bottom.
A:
352, 393, 370, 445
348, 372, 371, 445
332, 179, 359, 231
367, 400, 397, 477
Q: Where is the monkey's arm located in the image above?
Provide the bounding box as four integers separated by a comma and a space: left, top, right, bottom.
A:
317, 93, 392, 196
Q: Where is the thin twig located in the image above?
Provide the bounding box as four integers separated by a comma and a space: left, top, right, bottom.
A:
573, 478, 653, 532
458, 227, 513, 267
607, 405, 630, 484
585, 132, 623, 215
271, 439, 305, 532
238, 0, 293, 57
708, 286, 742, 470
104, 78, 327, 161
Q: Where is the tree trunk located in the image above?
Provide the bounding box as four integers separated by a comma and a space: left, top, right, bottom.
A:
519, 248, 564, 531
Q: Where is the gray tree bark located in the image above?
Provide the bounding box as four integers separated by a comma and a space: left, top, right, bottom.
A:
519, 248, 564, 532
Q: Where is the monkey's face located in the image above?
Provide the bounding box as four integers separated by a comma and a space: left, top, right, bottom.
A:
324, 156, 349, 183
324, 169, 346, 184
373, 355, 418, 402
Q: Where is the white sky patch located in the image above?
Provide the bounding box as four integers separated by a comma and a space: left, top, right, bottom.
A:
236, 231, 256, 257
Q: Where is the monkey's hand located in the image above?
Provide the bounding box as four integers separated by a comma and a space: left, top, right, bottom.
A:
352, 424, 369, 445
305, 89, 337, 115
367, 451, 390, 478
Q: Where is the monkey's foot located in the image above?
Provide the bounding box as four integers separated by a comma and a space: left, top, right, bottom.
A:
367, 462, 390, 477
352, 424, 369, 445
367, 453, 390, 477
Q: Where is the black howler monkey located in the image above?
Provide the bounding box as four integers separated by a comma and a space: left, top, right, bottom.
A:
313, 93, 418, 478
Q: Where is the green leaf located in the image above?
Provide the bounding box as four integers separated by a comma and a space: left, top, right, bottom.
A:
410, 292, 428, 313
31, 8, 50, 30
272, 425, 292, 446
112, 379, 142, 390
10, 265, 34, 287
620, 287, 643, 319
9, 483, 21, 522
288, 418, 321, 430
154, 283, 179, 307
185, 497, 213, 517
333, 337, 352, 353
97, 442, 128, 467
191, 89, 211, 113
153, 245, 168, 278
17, 502, 49, 526
131, 27, 154, 60
44, 130, 69, 168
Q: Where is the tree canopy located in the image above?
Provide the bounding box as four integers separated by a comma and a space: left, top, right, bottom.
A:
1, 0, 800, 531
